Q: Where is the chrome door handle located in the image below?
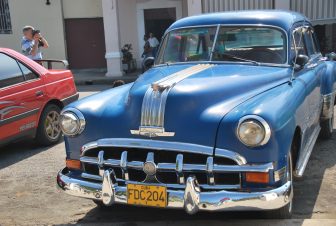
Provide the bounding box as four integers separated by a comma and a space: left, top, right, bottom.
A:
35, 90, 44, 96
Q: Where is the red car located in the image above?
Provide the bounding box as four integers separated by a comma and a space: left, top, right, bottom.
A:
0, 48, 78, 146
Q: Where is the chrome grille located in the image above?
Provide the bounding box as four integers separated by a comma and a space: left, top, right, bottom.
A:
80, 147, 241, 190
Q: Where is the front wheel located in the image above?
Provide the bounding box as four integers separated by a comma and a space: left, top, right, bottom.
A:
36, 104, 62, 146
267, 152, 293, 219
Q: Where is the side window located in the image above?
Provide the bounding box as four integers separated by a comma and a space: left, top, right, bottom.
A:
304, 29, 319, 56
0, 53, 25, 88
18, 62, 38, 80
292, 28, 307, 57
312, 32, 321, 53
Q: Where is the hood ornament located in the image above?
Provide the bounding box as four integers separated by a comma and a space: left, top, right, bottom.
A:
131, 64, 214, 137
131, 126, 174, 137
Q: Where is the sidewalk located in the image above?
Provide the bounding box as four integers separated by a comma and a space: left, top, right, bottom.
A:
71, 69, 141, 86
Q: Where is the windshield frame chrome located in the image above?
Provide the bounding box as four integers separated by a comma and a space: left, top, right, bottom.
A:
155, 24, 289, 67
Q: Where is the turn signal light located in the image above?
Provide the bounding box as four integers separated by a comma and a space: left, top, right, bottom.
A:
245, 172, 269, 183
66, 159, 81, 170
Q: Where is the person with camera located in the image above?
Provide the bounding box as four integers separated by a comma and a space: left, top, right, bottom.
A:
21, 25, 49, 60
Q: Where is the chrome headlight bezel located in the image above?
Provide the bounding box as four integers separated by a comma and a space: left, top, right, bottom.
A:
236, 115, 271, 147
59, 108, 86, 137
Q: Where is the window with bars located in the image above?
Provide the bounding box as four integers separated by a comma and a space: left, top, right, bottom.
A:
0, 0, 12, 34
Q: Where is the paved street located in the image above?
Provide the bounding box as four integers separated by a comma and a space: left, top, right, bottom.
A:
0, 85, 335, 225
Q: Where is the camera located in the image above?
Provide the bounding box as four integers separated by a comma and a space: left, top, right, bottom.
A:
32, 29, 44, 47
32, 29, 40, 36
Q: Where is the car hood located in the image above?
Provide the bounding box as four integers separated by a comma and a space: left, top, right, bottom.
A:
71, 63, 291, 150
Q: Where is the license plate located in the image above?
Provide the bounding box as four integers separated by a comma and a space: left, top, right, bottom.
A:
127, 184, 167, 207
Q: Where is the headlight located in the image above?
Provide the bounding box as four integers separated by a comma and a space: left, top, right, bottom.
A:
60, 108, 85, 137
237, 115, 271, 147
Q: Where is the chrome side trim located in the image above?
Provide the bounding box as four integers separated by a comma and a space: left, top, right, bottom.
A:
60, 93, 79, 106
131, 64, 214, 137
0, 108, 39, 126
294, 125, 321, 177
321, 92, 336, 119
57, 168, 292, 213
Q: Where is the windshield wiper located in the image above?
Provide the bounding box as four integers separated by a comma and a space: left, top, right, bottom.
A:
213, 52, 260, 66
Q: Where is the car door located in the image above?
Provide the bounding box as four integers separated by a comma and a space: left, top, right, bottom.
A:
303, 27, 326, 127
0, 52, 46, 144
292, 26, 322, 145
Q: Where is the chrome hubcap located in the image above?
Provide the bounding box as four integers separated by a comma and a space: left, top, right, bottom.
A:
45, 111, 61, 140
287, 154, 293, 213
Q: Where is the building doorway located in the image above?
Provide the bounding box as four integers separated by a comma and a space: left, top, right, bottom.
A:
314, 23, 336, 55
136, 0, 182, 63
144, 8, 176, 42
64, 18, 107, 69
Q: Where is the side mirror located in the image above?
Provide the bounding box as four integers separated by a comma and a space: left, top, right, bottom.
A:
326, 52, 336, 61
294, 54, 309, 68
142, 57, 155, 72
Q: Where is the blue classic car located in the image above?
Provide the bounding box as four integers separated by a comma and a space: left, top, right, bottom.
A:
57, 11, 336, 218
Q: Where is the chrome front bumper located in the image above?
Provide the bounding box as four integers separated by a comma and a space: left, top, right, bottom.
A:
57, 168, 292, 214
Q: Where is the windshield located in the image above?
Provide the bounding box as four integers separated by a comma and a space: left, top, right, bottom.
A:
156, 26, 287, 65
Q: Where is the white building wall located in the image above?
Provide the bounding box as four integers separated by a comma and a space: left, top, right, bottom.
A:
118, 0, 139, 67
62, 0, 103, 19
0, 0, 66, 60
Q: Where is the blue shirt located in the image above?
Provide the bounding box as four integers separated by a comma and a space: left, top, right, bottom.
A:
21, 37, 43, 60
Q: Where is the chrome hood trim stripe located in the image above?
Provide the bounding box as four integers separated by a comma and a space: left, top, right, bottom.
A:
152, 64, 214, 91
131, 64, 215, 137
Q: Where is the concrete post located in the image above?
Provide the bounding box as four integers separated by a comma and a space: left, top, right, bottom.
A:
102, 0, 123, 77
187, 0, 202, 16
274, 0, 290, 10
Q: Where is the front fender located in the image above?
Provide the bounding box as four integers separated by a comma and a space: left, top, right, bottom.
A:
321, 61, 336, 95
64, 83, 134, 160
215, 80, 306, 170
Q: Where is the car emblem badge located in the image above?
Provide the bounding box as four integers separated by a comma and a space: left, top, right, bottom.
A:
143, 161, 156, 176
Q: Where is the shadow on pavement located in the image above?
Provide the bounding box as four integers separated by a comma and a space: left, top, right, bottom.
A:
0, 138, 63, 170
292, 131, 336, 219
76, 131, 336, 223
76, 85, 112, 93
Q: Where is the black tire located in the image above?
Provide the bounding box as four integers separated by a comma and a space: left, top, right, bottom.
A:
36, 104, 62, 146
266, 152, 293, 219
320, 107, 334, 139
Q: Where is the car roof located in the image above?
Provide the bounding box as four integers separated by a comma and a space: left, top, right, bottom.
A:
0, 48, 48, 74
167, 10, 309, 33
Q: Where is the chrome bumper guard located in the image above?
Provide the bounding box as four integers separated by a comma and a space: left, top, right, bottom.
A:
57, 168, 292, 214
